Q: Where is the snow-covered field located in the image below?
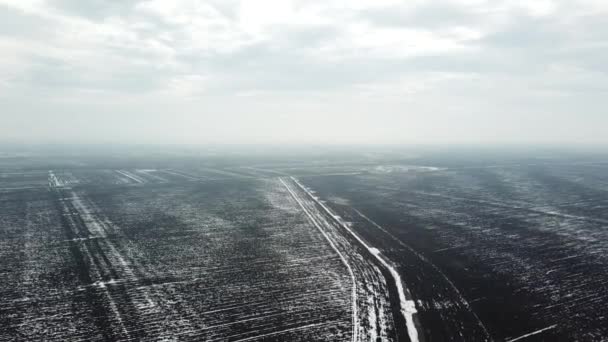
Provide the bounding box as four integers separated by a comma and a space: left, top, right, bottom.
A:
1, 170, 356, 341
2, 150, 608, 341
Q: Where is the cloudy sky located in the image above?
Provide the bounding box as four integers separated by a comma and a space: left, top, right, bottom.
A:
1, 0, 607, 145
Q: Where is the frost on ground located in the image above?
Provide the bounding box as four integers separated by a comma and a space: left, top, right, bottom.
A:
1, 174, 354, 341
281, 177, 406, 342
5, 155, 607, 341
302, 161, 608, 341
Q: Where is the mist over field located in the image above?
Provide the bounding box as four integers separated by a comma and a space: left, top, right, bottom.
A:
2, 1, 608, 341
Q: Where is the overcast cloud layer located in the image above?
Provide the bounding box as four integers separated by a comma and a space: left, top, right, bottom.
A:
1, 0, 607, 145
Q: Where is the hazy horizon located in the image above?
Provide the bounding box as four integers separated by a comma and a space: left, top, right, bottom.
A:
3, 3, 608, 339
2, 0, 607, 145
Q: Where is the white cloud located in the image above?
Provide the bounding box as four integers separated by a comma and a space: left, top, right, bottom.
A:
0, 0, 607, 145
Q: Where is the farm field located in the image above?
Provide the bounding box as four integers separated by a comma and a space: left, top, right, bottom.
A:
1, 148, 608, 341
2, 166, 356, 341
301, 159, 608, 341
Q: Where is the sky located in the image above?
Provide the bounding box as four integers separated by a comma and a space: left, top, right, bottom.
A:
0, 0, 607, 146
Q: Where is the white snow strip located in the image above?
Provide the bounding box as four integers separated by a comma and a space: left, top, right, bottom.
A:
70, 193, 107, 237
242, 166, 288, 176
291, 177, 420, 342
291, 172, 364, 178
198, 167, 248, 178
279, 178, 359, 342
161, 169, 199, 181
412, 190, 608, 225
136, 169, 169, 182
92, 279, 119, 288
115, 170, 145, 184
62, 236, 104, 243
48, 170, 64, 187
506, 325, 558, 342
76, 232, 132, 340
352, 208, 491, 338
69, 192, 155, 308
